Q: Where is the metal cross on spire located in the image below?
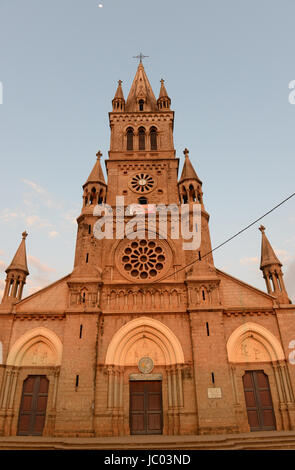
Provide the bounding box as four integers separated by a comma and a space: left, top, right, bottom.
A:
133, 52, 149, 64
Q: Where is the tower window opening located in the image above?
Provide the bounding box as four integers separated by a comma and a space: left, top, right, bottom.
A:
98, 189, 104, 204
82, 292, 86, 303
138, 127, 146, 150
138, 196, 148, 205
79, 324, 83, 339
150, 127, 157, 150
127, 127, 134, 150
88, 225, 91, 235
8, 279, 14, 296
89, 187, 96, 205
86, 253, 89, 263
15, 280, 20, 297
189, 184, 197, 202
276, 273, 282, 291
269, 273, 275, 291
202, 289, 206, 301
211, 372, 215, 384
85, 196, 88, 206
139, 99, 144, 111
206, 322, 210, 336
183, 193, 188, 204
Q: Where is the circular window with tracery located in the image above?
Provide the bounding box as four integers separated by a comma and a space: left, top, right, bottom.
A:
128, 173, 156, 194
116, 237, 171, 281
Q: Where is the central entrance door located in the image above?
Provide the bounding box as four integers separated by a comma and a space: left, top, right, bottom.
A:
17, 375, 49, 436
130, 380, 163, 435
243, 370, 276, 431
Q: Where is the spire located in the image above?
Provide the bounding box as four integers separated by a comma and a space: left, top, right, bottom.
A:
82, 151, 107, 210
178, 149, 203, 205
112, 80, 125, 112
6, 231, 29, 275
157, 79, 171, 110
125, 62, 157, 112
1, 231, 29, 304
258, 225, 290, 303
179, 148, 201, 183
114, 80, 124, 100
259, 225, 282, 269
84, 151, 106, 187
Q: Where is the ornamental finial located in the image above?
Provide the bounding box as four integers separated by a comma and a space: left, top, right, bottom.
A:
183, 148, 189, 158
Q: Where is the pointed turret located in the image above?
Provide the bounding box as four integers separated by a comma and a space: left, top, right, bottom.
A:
125, 62, 157, 112
259, 225, 290, 303
82, 151, 107, 209
1, 231, 29, 304
178, 148, 203, 204
157, 79, 171, 110
112, 80, 125, 112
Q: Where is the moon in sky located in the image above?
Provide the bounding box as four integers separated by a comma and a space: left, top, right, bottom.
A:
98, 3, 103, 7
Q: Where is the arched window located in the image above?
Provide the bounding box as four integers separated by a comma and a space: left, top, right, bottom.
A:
269, 273, 275, 291
276, 273, 282, 291
138, 127, 146, 150
98, 189, 104, 204
127, 127, 134, 150
8, 279, 14, 296
182, 186, 188, 204
89, 187, 96, 205
189, 184, 197, 202
139, 99, 144, 111
138, 196, 148, 205
150, 127, 157, 150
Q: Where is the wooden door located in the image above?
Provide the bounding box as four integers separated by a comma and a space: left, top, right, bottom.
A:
130, 381, 162, 435
17, 375, 49, 436
243, 370, 276, 431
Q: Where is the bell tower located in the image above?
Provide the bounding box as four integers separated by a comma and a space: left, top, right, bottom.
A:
107, 60, 178, 208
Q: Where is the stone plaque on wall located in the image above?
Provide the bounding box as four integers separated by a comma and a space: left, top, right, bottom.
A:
207, 387, 222, 399
130, 373, 162, 381
138, 357, 154, 374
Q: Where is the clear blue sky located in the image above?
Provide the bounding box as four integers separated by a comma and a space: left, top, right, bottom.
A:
0, 0, 294, 301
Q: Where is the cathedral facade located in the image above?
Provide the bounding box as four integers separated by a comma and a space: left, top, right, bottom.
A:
0, 62, 295, 438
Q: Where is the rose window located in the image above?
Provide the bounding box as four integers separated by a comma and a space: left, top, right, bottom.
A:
129, 174, 156, 194
117, 238, 171, 281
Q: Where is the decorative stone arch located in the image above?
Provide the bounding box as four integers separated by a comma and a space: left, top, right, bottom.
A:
227, 322, 285, 363
104, 317, 186, 434
226, 322, 295, 432
105, 316, 185, 367
1, 328, 63, 436
6, 327, 63, 367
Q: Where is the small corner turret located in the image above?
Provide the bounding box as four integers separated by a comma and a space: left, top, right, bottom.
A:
1, 231, 29, 304
259, 225, 291, 304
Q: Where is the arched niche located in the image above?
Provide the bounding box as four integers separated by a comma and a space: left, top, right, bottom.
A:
6, 327, 63, 367
227, 322, 285, 363
105, 316, 185, 367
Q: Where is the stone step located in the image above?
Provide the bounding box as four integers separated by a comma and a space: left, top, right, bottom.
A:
2, 431, 295, 450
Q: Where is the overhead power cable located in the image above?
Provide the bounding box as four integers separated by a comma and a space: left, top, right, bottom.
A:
154, 191, 295, 283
